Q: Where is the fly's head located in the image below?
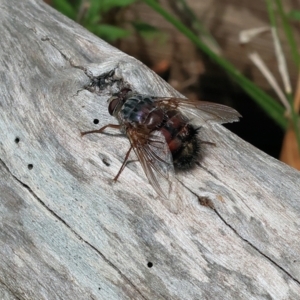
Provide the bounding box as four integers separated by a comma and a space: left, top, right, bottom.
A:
108, 87, 132, 117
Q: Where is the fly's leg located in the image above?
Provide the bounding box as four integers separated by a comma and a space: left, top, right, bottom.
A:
113, 146, 133, 182
81, 124, 132, 182
81, 124, 121, 136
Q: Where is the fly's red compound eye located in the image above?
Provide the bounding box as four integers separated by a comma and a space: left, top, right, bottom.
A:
108, 98, 119, 115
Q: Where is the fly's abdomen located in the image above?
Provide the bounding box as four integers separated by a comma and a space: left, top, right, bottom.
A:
160, 111, 200, 170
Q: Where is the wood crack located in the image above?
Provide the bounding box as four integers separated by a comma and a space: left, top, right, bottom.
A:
0, 277, 22, 300
0, 158, 148, 300
214, 208, 300, 285
183, 165, 300, 286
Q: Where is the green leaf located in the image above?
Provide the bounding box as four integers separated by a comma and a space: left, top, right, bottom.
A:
101, 0, 137, 12
132, 21, 159, 33
288, 10, 300, 21
92, 24, 130, 41
84, 0, 102, 24
132, 21, 163, 39
86, 14, 102, 26
52, 0, 77, 19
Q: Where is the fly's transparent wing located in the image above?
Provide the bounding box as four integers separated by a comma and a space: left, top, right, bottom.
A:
153, 97, 241, 126
127, 128, 174, 198
126, 127, 182, 212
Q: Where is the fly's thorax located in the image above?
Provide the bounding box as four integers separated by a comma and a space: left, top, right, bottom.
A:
120, 95, 165, 130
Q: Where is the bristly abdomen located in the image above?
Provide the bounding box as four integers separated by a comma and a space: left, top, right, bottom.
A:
159, 110, 201, 170
170, 125, 201, 170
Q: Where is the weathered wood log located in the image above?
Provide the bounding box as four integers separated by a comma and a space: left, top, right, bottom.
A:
1, 0, 300, 299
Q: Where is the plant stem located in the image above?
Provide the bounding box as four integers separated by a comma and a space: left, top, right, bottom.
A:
274, 0, 300, 69
267, 0, 300, 152
143, 0, 287, 130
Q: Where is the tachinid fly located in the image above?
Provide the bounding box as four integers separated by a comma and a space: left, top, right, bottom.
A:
81, 88, 241, 205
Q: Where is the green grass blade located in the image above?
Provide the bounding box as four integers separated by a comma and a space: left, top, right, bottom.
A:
143, 0, 288, 129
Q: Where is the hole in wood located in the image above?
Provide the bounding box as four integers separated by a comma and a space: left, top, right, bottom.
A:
15, 137, 20, 143
93, 119, 99, 124
147, 262, 153, 268
102, 158, 110, 166
28, 164, 33, 170
198, 197, 215, 209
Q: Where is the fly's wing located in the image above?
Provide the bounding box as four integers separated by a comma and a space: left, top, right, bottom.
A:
153, 97, 241, 127
126, 127, 182, 213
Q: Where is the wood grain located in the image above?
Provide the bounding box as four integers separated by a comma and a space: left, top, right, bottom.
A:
1, 0, 300, 299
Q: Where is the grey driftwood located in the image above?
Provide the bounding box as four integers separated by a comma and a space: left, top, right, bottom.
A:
1, 0, 300, 299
